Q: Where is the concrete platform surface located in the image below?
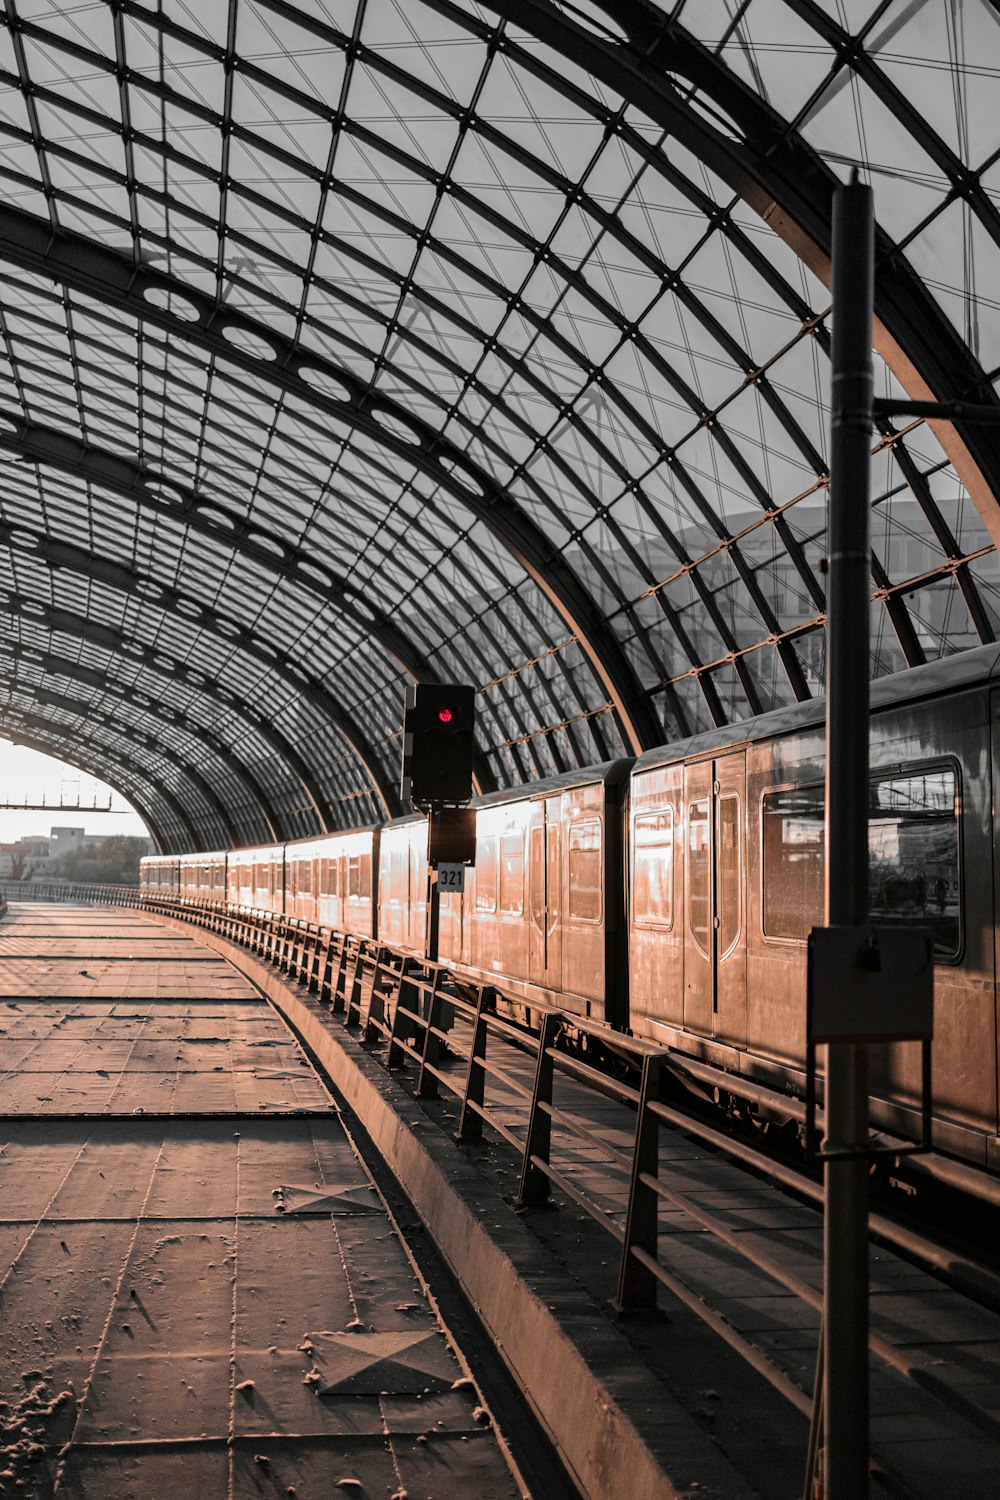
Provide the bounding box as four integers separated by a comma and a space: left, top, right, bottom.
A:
0, 903, 528, 1500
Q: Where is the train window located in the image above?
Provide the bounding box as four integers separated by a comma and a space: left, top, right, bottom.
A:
718, 795, 741, 956
687, 800, 711, 957
762, 785, 825, 940
868, 767, 959, 957
568, 819, 602, 924
633, 808, 673, 929
529, 825, 545, 929
500, 828, 524, 914
348, 853, 372, 901
477, 837, 498, 912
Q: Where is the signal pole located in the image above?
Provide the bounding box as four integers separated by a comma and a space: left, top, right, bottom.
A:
823, 172, 874, 1500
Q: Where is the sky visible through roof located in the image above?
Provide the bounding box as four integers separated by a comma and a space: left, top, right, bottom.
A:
0, 0, 997, 850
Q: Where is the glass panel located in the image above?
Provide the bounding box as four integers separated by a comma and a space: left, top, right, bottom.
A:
568, 818, 602, 924
476, 836, 498, 913
687, 799, 711, 958
762, 785, 825, 940
868, 768, 960, 957
633, 807, 673, 929
500, 828, 524, 914
529, 824, 544, 929
718, 794, 741, 957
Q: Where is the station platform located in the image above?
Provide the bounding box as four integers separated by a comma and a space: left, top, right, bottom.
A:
0, 903, 539, 1499
3, 900, 1000, 1500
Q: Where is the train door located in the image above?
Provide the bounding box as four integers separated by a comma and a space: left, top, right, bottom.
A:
527, 798, 562, 994
683, 753, 747, 1044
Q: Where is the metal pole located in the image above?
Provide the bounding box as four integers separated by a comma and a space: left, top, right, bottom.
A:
823, 174, 874, 1498
425, 816, 440, 966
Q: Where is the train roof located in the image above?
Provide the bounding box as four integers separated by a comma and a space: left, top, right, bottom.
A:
633, 642, 1000, 776
473, 757, 633, 808
284, 826, 379, 855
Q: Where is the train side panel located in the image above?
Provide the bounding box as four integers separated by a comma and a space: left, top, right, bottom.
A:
627, 761, 684, 1039
630, 679, 997, 1155
139, 855, 180, 896
226, 843, 285, 913
178, 851, 227, 903
378, 820, 426, 953
440, 765, 628, 1025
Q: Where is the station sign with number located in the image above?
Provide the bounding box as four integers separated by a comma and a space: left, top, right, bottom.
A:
437, 863, 466, 893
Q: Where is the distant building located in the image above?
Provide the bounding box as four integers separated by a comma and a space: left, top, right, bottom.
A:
48, 827, 107, 856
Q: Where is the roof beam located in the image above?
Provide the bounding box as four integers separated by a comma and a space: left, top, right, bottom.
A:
2, 609, 345, 833
481, 0, 1000, 552
0, 636, 285, 844
0, 723, 168, 852
0, 203, 660, 754
0, 438, 471, 805
0, 703, 201, 849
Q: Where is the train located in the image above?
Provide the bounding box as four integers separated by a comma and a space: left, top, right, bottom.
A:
141, 643, 1000, 1181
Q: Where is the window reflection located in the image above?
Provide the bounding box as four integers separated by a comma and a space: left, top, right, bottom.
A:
761, 766, 960, 956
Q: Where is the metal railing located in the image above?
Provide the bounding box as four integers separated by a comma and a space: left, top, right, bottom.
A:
138, 892, 683, 1312
0, 879, 141, 905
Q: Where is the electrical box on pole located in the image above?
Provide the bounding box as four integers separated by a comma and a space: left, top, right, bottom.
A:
427, 806, 476, 868
400, 684, 476, 809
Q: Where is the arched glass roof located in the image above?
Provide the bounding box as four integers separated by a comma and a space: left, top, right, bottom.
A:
0, 0, 998, 851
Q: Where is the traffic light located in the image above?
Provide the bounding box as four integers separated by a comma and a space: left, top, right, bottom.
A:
400, 684, 476, 807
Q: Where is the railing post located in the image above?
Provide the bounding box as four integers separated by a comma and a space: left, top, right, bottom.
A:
455, 985, 495, 1139
517, 1011, 563, 1207
329, 933, 347, 1013
416, 970, 445, 1098
615, 1052, 665, 1312
364, 946, 389, 1043
345, 944, 365, 1026
386, 958, 417, 1069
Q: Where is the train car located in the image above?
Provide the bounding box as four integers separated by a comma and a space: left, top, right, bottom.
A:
285, 828, 380, 937
627, 643, 1000, 1172
178, 850, 228, 903
438, 762, 631, 1026
226, 842, 285, 913
140, 854, 181, 897
378, 817, 427, 954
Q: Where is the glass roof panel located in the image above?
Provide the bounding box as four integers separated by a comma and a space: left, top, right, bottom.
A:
0, 0, 995, 845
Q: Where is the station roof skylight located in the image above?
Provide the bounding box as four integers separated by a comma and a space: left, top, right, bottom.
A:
0, 0, 997, 850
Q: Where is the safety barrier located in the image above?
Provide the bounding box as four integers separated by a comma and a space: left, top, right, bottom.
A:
0, 880, 141, 906
137, 892, 692, 1313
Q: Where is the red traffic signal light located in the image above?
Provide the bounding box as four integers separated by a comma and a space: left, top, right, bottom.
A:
400, 685, 476, 807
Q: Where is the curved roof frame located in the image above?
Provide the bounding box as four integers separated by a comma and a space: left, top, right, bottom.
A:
0, 693, 213, 848
0, 0, 996, 833
500, 0, 1000, 527
0, 203, 660, 755
0, 533, 388, 830
0, 721, 172, 850
1, 636, 276, 843
0, 604, 333, 841
0, 332, 611, 779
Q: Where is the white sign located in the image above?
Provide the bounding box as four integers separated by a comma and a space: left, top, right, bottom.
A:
437, 863, 466, 893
